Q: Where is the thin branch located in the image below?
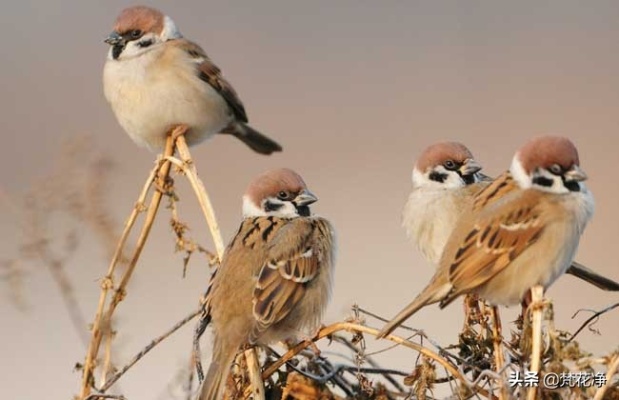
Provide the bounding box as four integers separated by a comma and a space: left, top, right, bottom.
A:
85, 395, 126, 400
334, 335, 406, 392
569, 302, 619, 342
261, 322, 496, 399
355, 305, 445, 352
593, 353, 619, 400
98, 309, 201, 392
80, 134, 176, 399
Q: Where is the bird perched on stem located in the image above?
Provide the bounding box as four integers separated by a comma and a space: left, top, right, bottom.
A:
103, 5, 282, 154
200, 168, 336, 400
402, 141, 617, 291
379, 136, 595, 338
402, 141, 487, 265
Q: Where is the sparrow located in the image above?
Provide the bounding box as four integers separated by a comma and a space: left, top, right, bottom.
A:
379, 136, 595, 338
402, 141, 487, 265
403, 142, 618, 290
103, 6, 282, 154
200, 168, 336, 400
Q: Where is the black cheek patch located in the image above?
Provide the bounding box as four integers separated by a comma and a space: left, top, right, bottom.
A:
138, 39, 153, 48
429, 171, 448, 183
532, 176, 554, 187
264, 201, 283, 212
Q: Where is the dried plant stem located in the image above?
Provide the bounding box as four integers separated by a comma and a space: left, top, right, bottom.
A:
80, 135, 176, 399
526, 285, 544, 400
260, 322, 495, 399
100, 328, 115, 387
593, 353, 619, 400
167, 135, 225, 258
244, 348, 266, 400
569, 301, 619, 341
490, 306, 507, 400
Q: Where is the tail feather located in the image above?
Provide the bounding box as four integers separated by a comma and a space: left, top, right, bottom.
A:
376, 282, 451, 339
199, 345, 238, 400
567, 262, 619, 291
222, 122, 282, 155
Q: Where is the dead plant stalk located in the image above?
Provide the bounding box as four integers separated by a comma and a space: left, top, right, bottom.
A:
526, 285, 544, 400
80, 126, 265, 400
79, 136, 173, 399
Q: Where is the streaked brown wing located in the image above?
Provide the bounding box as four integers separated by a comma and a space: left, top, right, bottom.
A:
442, 190, 545, 305
174, 39, 248, 122
250, 220, 323, 343
472, 171, 518, 212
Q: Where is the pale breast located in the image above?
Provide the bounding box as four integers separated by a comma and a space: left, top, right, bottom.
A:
402, 188, 466, 265
103, 47, 232, 151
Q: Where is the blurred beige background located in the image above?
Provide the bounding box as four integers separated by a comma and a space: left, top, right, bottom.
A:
1, 1, 618, 399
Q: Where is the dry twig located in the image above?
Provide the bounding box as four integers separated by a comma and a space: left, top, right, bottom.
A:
526, 285, 544, 400
80, 134, 176, 399
593, 352, 619, 400
569, 302, 619, 342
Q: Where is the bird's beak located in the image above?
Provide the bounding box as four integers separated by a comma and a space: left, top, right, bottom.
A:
459, 158, 482, 176
104, 31, 123, 46
294, 190, 318, 206
565, 165, 588, 182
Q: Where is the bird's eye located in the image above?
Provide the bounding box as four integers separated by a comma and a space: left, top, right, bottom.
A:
549, 164, 562, 175
130, 30, 142, 39
443, 160, 457, 170
277, 191, 290, 200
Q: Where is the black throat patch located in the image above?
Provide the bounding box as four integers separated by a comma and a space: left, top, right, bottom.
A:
460, 173, 475, 185
296, 205, 310, 217
562, 178, 581, 192
112, 44, 125, 60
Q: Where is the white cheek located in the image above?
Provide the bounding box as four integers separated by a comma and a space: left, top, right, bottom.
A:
161, 16, 182, 40
411, 168, 426, 187
441, 169, 465, 189
510, 156, 532, 189
273, 203, 299, 218
412, 166, 463, 190
242, 196, 266, 218
241, 197, 301, 219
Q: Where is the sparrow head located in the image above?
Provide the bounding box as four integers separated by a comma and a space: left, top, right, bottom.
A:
105, 6, 182, 61
511, 135, 587, 193
412, 141, 483, 189
243, 168, 318, 218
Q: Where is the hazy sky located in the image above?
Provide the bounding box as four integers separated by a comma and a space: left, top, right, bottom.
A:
1, 1, 618, 399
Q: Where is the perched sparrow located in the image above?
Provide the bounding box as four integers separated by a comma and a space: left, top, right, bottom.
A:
379, 136, 595, 338
402, 141, 486, 265
103, 6, 282, 154
402, 142, 618, 290
200, 168, 336, 400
